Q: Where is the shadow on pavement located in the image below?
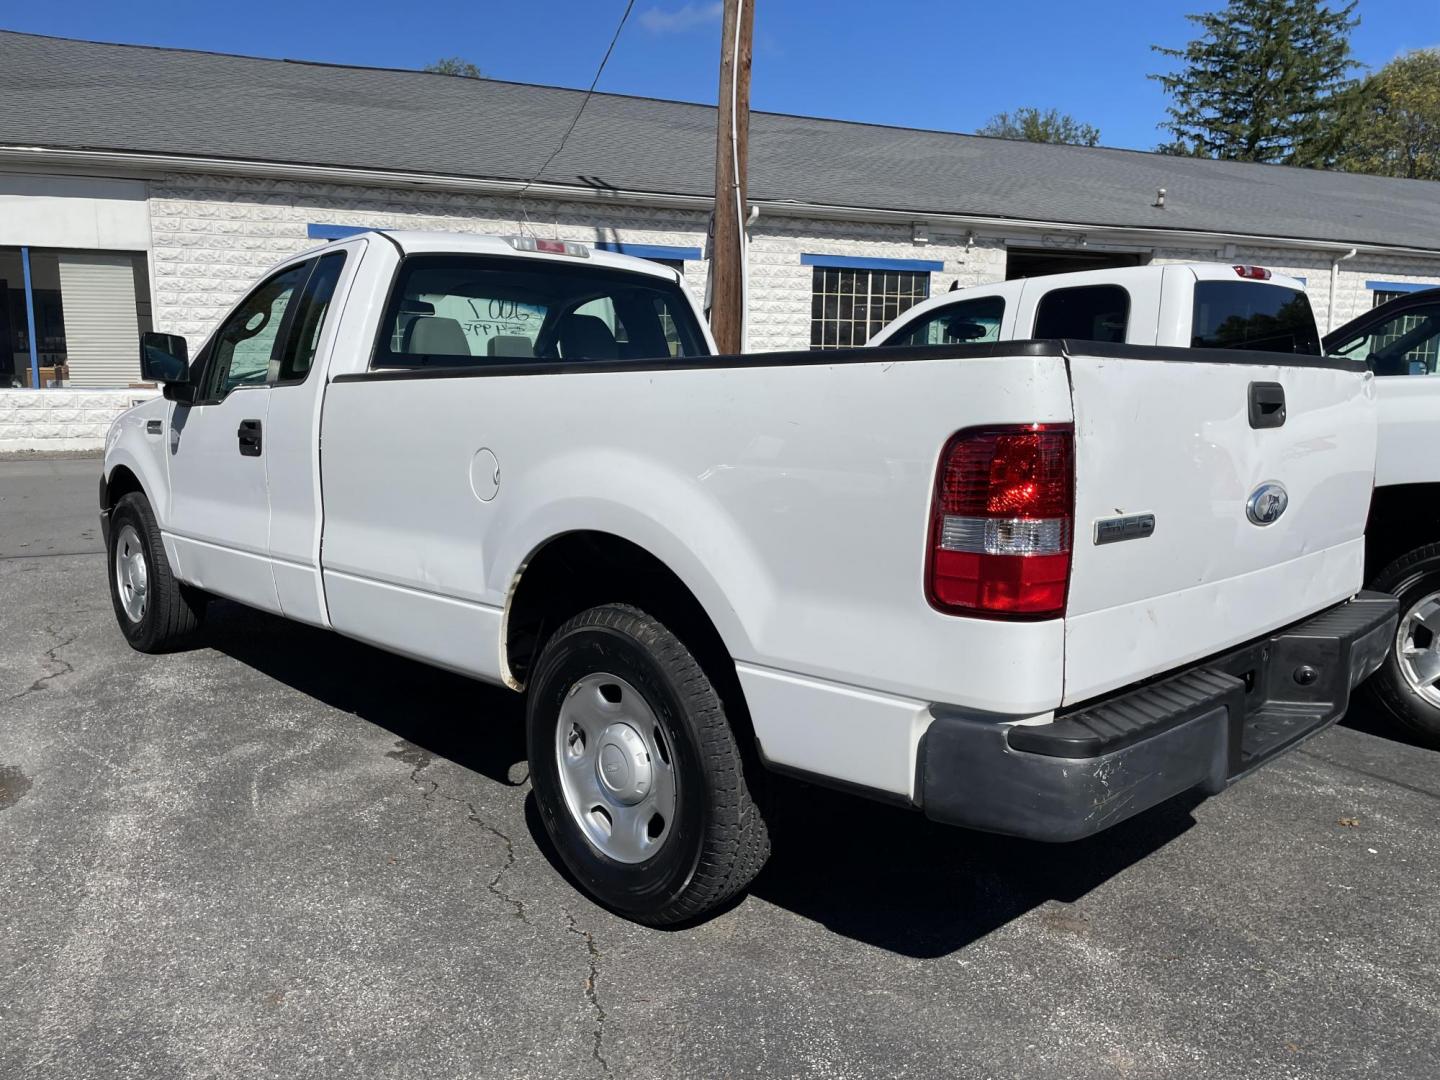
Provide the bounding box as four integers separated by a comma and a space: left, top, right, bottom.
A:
746, 779, 1200, 958
1339, 696, 1435, 752
202, 600, 528, 789
201, 598, 1199, 958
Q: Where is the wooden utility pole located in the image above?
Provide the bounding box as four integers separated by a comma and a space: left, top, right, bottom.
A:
709, 0, 753, 355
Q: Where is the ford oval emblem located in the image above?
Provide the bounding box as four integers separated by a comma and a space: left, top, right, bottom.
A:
1246, 482, 1289, 526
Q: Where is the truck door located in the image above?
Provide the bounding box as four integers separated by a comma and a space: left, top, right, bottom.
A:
166, 259, 313, 614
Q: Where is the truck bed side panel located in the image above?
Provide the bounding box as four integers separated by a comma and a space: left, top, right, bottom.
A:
318, 353, 1073, 716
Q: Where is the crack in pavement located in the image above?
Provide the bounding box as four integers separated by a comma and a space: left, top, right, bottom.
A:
566, 913, 611, 1077
465, 803, 530, 923
0, 549, 105, 562
386, 743, 439, 801
5, 624, 79, 703
385, 738, 609, 1075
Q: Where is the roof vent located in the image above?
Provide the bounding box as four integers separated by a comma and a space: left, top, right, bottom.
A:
1154, 188, 1167, 209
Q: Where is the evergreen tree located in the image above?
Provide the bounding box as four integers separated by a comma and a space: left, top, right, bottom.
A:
978, 108, 1101, 147
1151, 0, 1359, 165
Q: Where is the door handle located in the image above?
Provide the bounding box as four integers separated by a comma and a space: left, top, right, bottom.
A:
1248, 382, 1286, 429
237, 418, 263, 457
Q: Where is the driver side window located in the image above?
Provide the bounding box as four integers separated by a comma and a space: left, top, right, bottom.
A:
199, 261, 311, 399
886, 296, 1005, 347
1330, 302, 1440, 376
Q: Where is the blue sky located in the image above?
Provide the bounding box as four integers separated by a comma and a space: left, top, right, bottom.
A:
4, 0, 1434, 150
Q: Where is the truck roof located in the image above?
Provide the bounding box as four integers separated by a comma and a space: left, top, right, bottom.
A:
298, 230, 682, 282
940, 262, 1306, 295
877, 262, 1306, 341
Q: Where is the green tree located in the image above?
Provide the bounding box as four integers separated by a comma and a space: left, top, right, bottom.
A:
1151, 0, 1359, 166
978, 107, 1101, 147
424, 57, 484, 78
1336, 49, 1440, 180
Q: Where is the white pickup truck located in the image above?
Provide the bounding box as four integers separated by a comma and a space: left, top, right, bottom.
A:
874, 263, 1440, 746
103, 234, 1395, 923
1323, 290, 1440, 745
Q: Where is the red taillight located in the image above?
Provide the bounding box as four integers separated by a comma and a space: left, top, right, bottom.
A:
927, 424, 1074, 618
1233, 265, 1272, 280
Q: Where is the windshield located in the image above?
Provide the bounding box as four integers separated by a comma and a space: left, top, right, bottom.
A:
1191, 281, 1320, 355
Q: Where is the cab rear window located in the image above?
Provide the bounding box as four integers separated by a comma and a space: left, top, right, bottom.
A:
1191, 282, 1320, 355
1032, 285, 1129, 343
372, 254, 706, 368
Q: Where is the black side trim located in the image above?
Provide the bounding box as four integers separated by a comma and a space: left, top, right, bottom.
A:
332, 337, 1363, 383
1072, 339, 1364, 372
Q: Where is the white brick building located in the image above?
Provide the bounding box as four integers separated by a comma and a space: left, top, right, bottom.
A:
3, 31, 1440, 449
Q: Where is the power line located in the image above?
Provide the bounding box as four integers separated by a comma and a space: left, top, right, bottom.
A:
517, 0, 636, 230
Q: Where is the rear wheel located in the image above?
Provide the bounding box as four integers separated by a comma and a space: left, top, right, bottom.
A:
526, 604, 769, 925
1366, 542, 1440, 747
107, 491, 206, 653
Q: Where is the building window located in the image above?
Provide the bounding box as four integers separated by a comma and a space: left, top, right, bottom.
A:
1373, 289, 1410, 308
1, 248, 152, 388
810, 267, 930, 349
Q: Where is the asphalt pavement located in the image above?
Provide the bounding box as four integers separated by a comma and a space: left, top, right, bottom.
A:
2, 455, 1438, 1079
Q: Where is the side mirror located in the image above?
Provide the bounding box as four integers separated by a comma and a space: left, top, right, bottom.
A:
139, 332, 190, 385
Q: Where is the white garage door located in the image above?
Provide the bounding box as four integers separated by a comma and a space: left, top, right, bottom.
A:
57, 253, 141, 387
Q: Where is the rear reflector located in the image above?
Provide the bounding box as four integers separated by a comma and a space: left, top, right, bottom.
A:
1233, 264, 1272, 280
508, 236, 591, 258
928, 424, 1074, 618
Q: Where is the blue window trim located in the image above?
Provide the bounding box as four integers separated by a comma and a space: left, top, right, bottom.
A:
801, 252, 944, 273
593, 242, 702, 262
1366, 280, 1437, 294
20, 246, 39, 389
308, 223, 372, 240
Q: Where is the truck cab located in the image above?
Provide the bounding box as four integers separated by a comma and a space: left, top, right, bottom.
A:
870, 262, 1320, 354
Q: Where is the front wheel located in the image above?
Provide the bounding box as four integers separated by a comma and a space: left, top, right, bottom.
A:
107, 491, 206, 653
1366, 542, 1440, 747
526, 604, 769, 925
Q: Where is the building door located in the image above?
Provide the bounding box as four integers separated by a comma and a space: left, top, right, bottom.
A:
1005, 247, 1147, 281
165, 260, 312, 614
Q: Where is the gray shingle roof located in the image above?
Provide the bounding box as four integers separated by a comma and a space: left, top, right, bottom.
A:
4, 30, 1439, 251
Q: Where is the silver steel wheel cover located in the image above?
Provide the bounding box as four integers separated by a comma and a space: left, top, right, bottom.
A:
554, 672, 677, 864
114, 523, 149, 623
1397, 589, 1440, 707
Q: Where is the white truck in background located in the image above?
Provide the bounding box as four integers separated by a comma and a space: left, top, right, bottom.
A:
102, 235, 1394, 924
1324, 290, 1440, 746
872, 263, 1440, 746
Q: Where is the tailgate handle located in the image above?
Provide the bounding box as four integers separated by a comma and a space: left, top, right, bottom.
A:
1248, 382, 1286, 429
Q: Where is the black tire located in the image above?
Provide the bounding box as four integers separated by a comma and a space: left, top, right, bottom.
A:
1366, 542, 1440, 748
526, 604, 769, 925
107, 491, 206, 653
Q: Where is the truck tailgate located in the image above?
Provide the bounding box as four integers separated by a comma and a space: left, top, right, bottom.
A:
1062, 344, 1376, 705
